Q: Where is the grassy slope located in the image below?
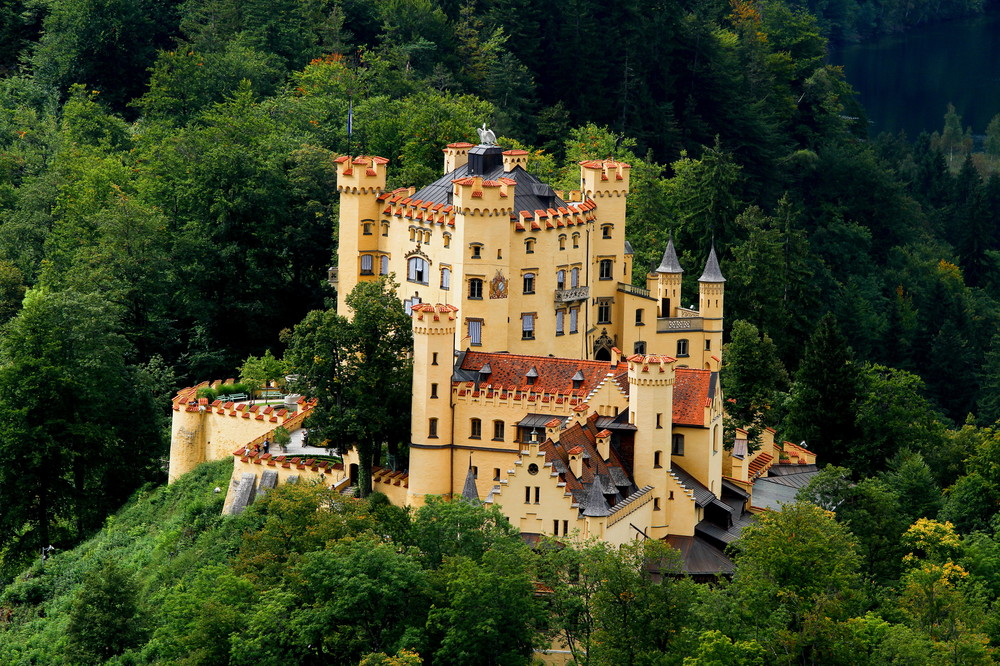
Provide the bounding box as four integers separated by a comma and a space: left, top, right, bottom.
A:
0, 460, 241, 663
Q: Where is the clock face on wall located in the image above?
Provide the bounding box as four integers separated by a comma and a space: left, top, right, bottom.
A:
490, 270, 508, 299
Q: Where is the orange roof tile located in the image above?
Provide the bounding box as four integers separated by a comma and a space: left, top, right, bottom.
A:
673, 368, 713, 427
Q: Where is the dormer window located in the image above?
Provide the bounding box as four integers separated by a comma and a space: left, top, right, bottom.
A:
526, 366, 538, 385
572, 370, 584, 389
479, 362, 492, 383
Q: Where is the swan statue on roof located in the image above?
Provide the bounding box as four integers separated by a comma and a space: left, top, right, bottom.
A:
477, 123, 497, 146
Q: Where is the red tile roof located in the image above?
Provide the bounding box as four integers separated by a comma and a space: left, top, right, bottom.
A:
673, 369, 712, 427
459, 351, 628, 396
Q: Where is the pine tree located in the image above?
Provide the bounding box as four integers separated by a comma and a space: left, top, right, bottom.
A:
783, 313, 860, 466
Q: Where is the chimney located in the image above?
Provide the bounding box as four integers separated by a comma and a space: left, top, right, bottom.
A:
596, 430, 611, 460
568, 446, 584, 478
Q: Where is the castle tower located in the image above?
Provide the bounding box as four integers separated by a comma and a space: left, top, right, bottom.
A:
406, 303, 459, 506
451, 152, 516, 351
698, 247, 725, 371
626, 353, 675, 539
650, 236, 684, 318
443, 142, 474, 173
334, 155, 388, 316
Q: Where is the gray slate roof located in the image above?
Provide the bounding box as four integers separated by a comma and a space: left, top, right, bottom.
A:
411, 162, 566, 215
656, 238, 684, 274
581, 474, 612, 517
698, 246, 726, 283
671, 463, 716, 508
461, 466, 480, 504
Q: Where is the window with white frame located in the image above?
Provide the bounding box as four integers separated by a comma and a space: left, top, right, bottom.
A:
599, 259, 613, 280
407, 257, 428, 284
441, 266, 451, 289
469, 278, 483, 299
521, 313, 535, 339
360, 254, 374, 275
468, 319, 482, 346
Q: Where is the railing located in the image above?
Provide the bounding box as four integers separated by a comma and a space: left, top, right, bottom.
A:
328, 267, 339, 285
656, 316, 704, 333
554, 286, 589, 302
616, 282, 651, 298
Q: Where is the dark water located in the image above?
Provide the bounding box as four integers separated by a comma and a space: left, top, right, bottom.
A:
828, 11, 1000, 138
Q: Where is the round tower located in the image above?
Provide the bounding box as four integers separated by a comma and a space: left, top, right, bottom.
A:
698, 247, 725, 371
335, 154, 388, 317
626, 353, 675, 538
407, 303, 459, 506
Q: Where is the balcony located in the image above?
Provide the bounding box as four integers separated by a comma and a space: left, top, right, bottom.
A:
554, 286, 589, 302
616, 282, 652, 299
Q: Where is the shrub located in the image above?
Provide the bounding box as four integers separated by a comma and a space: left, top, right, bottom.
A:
195, 387, 217, 402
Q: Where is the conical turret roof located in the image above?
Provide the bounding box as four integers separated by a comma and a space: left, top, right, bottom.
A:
698, 246, 726, 283
461, 465, 480, 504
582, 473, 612, 517
656, 237, 684, 274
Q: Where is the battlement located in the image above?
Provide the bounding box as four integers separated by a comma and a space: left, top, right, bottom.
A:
627, 354, 677, 385
453, 381, 586, 412
379, 188, 457, 228
335, 155, 388, 194
580, 159, 631, 197
412, 303, 459, 334
452, 175, 516, 216
513, 198, 595, 231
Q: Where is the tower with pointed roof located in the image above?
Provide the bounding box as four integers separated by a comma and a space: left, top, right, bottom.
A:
651, 236, 684, 319
699, 246, 725, 372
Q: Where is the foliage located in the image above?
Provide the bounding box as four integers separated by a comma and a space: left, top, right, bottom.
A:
65, 559, 145, 663
239, 349, 287, 393
722, 319, 788, 451
284, 277, 412, 496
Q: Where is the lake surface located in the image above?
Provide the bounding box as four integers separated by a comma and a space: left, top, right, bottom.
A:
828, 11, 1000, 138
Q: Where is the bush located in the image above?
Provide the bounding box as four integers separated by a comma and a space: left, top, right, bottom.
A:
233, 382, 252, 395
216, 383, 237, 396
195, 387, 217, 402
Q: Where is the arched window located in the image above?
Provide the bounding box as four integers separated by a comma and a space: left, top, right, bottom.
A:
360, 254, 374, 275
556, 269, 566, 290
441, 266, 451, 289
572, 233, 580, 248
654, 450, 662, 468
380, 255, 389, 275
469, 278, 483, 299
443, 233, 451, 248
428, 418, 438, 438
602, 224, 613, 239
523, 272, 535, 294
559, 234, 567, 250
525, 238, 536, 254
407, 257, 428, 284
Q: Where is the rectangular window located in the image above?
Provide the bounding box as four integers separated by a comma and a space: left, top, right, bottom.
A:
468, 319, 482, 346
571, 267, 580, 288
523, 273, 535, 294
381, 222, 389, 237
360, 254, 374, 275
672, 434, 685, 456
556, 269, 566, 290
441, 267, 451, 290
656, 413, 662, 429
555, 310, 564, 335
428, 418, 438, 438
525, 486, 531, 503
706, 339, 711, 351
470, 419, 482, 439
569, 309, 579, 334
521, 313, 535, 340
677, 339, 689, 357
494, 468, 501, 481
493, 420, 505, 441
431, 383, 438, 399
471, 244, 482, 259
469, 278, 483, 299
380, 255, 389, 275
599, 259, 613, 280
534, 487, 540, 504
635, 309, 643, 325
363, 222, 373, 235
598, 303, 611, 325
554, 519, 560, 535
432, 352, 439, 366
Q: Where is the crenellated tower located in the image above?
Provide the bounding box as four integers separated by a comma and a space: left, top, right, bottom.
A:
626, 353, 675, 538
335, 155, 388, 315
407, 303, 459, 505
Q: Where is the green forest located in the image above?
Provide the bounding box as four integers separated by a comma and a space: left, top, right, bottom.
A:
2, 0, 1000, 661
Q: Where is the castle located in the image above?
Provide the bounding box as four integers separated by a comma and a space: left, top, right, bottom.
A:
168, 135, 817, 576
